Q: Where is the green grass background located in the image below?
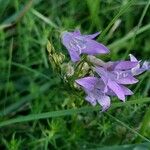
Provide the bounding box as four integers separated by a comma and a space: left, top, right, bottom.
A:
0, 0, 150, 149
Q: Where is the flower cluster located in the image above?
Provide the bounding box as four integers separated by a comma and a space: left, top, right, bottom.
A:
61, 30, 150, 111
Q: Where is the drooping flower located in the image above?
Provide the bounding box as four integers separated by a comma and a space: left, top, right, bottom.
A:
75, 76, 135, 111
75, 77, 111, 111
94, 54, 150, 101
95, 66, 136, 101
75, 55, 149, 111
61, 30, 109, 62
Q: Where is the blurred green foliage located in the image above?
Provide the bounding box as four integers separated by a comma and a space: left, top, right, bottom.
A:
0, 0, 150, 149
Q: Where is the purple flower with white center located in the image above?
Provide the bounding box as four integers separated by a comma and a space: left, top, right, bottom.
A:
95, 66, 136, 101
61, 30, 109, 62
94, 54, 150, 101
75, 76, 134, 111
75, 55, 149, 111
94, 58, 138, 100
75, 77, 111, 111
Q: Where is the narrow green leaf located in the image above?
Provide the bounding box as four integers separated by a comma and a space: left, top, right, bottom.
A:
0, 60, 50, 80
99, 0, 135, 40
31, 9, 58, 29
92, 142, 150, 150
108, 23, 150, 50
136, 108, 150, 143
0, 83, 51, 117
0, 98, 149, 128
105, 112, 150, 142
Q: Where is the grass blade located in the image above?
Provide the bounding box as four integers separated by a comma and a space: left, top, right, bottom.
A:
0, 83, 51, 117
108, 23, 150, 50
0, 60, 50, 80
99, 0, 135, 40
0, 98, 149, 128
31, 9, 58, 29
105, 112, 150, 142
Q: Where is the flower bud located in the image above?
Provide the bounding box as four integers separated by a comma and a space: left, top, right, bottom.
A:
47, 41, 52, 54
57, 53, 65, 64
61, 63, 74, 77
87, 55, 106, 66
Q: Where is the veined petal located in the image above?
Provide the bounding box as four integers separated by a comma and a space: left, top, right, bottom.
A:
116, 75, 139, 85
107, 79, 125, 101
61, 31, 72, 46
75, 77, 98, 91
68, 47, 80, 62
82, 39, 109, 54
96, 78, 107, 91
143, 61, 150, 70
131, 68, 145, 76
94, 67, 109, 93
61, 31, 81, 62
95, 67, 108, 77
119, 85, 133, 95
85, 95, 97, 106
131, 61, 149, 76
107, 85, 133, 96
97, 95, 111, 111
114, 61, 138, 70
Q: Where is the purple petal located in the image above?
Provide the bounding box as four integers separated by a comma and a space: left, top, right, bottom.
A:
116, 74, 139, 85
107, 79, 125, 101
142, 61, 150, 70
131, 68, 145, 76
114, 61, 138, 70
95, 78, 107, 91
105, 88, 116, 96
85, 94, 97, 106
131, 61, 150, 76
95, 67, 108, 77
97, 95, 111, 111
100, 76, 109, 93
82, 32, 100, 39
119, 85, 133, 95
68, 47, 80, 62
82, 39, 109, 54
107, 85, 133, 96
75, 77, 98, 91
129, 54, 138, 62
94, 68, 109, 93
61, 31, 71, 49
61, 31, 82, 62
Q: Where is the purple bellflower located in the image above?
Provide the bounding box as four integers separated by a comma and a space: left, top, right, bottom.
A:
94, 54, 150, 101
95, 68, 137, 101
94, 57, 139, 101
60, 29, 149, 111
76, 77, 111, 111
76, 54, 149, 111
61, 30, 109, 62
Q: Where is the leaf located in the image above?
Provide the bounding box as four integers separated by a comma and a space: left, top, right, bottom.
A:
93, 142, 150, 150
0, 98, 149, 128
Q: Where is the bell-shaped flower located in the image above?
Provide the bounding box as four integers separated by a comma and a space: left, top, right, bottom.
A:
61, 30, 109, 62
75, 77, 111, 111
95, 58, 139, 101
